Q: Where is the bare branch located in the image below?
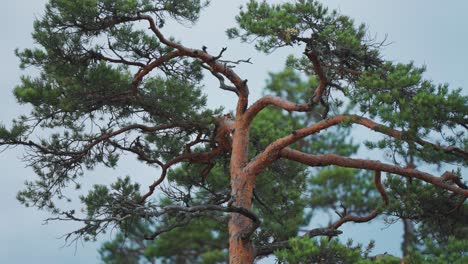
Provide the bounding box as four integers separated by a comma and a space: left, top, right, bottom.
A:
201, 63, 239, 95
3, 123, 186, 160
139, 146, 225, 203
50, 201, 260, 243
218, 58, 252, 65
144, 217, 193, 240
212, 47, 227, 61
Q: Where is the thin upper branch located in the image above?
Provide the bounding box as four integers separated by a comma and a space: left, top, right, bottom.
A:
201, 63, 239, 95
89, 50, 146, 67
137, 14, 249, 114
131, 50, 182, 95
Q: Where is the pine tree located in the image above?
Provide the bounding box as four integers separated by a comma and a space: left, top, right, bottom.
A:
1, 1, 466, 263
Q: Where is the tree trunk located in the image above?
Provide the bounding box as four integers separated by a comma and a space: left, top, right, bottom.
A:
228, 169, 255, 263
402, 218, 415, 257
228, 120, 256, 263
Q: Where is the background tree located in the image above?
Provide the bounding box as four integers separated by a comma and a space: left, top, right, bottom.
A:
1, 0, 466, 263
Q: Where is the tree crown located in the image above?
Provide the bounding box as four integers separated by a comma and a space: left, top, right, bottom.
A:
1, 0, 467, 263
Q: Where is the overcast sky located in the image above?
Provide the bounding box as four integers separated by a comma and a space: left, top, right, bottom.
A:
1, 1, 467, 263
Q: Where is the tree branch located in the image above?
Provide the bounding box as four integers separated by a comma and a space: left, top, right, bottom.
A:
255, 228, 343, 257
144, 216, 193, 240
330, 171, 388, 230
3, 123, 186, 160
89, 50, 146, 67
305, 49, 327, 103
137, 14, 249, 114
143, 204, 260, 240
131, 50, 182, 95
139, 146, 225, 203
279, 148, 468, 197
51, 202, 260, 243
245, 114, 467, 176
201, 63, 239, 95
244, 95, 311, 125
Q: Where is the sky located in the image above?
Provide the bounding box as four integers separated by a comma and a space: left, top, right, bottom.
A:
0, 1, 467, 263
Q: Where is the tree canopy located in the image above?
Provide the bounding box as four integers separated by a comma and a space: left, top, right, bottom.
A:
1, 0, 467, 263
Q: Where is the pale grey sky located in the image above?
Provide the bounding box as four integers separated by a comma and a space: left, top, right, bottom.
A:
1, 1, 467, 263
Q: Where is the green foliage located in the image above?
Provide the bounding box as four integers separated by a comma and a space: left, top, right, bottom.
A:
3, 0, 467, 263
99, 221, 153, 264
308, 168, 379, 215
37, 0, 207, 31
353, 62, 467, 149
0, 119, 29, 141
99, 217, 228, 264
275, 237, 401, 264
144, 218, 228, 264
406, 237, 468, 264
264, 67, 316, 103
228, 0, 368, 53
385, 176, 467, 243
81, 177, 141, 218
9, 0, 219, 211
228, 0, 382, 84
229, 1, 466, 168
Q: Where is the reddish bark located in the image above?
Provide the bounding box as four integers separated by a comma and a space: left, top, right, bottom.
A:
279, 148, 468, 197
228, 169, 256, 263
228, 117, 257, 263
305, 50, 327, 103
244, 113, 466, 179
244, 95, 311, 124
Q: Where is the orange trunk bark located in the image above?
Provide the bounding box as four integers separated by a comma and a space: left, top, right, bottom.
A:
228, 119, 256, 263
228, 169, 255, 263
